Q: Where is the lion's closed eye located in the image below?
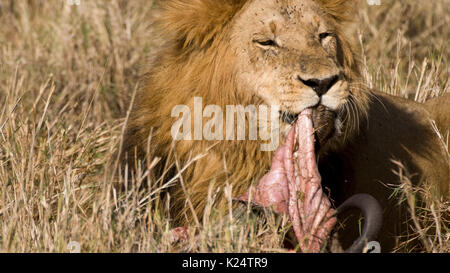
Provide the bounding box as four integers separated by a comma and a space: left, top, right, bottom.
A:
253, 38, 277, 48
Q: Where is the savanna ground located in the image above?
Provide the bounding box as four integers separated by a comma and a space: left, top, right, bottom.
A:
0, 0, 448, 253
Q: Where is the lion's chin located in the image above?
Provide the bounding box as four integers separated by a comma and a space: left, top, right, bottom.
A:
281, 105, 338, 152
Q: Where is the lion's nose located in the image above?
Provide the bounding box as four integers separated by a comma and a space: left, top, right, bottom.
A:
298, 75, 339, 96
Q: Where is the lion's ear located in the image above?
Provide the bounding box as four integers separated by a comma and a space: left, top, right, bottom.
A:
158, 0, 246, 49
316, 0, 360, 22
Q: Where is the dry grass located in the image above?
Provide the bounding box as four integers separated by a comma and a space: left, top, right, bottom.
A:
0, 0, 448, 252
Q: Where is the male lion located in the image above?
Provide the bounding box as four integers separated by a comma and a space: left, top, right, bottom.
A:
121, 0, 449, 252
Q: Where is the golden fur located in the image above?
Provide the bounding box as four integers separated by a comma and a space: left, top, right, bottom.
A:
122, 0, 449, 251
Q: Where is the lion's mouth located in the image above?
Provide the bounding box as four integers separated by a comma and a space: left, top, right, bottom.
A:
280, 105, 337, 150
280, 111, 300, 125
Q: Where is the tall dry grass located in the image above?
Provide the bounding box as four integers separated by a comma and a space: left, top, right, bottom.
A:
0, 0, 448, 252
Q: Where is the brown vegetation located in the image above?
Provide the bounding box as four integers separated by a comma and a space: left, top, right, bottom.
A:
0, 0, 448, 252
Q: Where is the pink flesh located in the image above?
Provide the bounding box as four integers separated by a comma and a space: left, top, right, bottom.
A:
240, 109, 337, 253
170, 226, 189, 243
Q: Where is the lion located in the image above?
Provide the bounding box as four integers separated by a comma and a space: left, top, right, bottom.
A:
121, 0, 449, 252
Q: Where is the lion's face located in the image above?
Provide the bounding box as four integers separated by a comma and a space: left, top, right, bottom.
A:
230, 0, 351, 143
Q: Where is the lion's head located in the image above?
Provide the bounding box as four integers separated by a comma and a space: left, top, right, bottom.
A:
231, 0, 365, 139
151, 0, 369, 151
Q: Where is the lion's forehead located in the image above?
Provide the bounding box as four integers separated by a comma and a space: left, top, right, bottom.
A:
237, 0, 331, 27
